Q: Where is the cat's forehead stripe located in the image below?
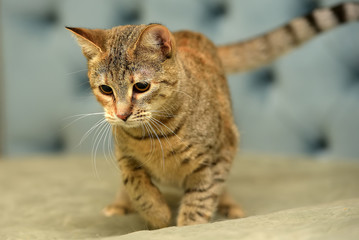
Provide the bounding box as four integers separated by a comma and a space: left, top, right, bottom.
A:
104, 26, 139, 73
108, 25, 145, 61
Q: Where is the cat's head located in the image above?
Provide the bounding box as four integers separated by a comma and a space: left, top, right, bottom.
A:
67, 24, 179, 128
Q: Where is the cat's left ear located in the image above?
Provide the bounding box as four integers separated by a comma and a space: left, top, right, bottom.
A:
66, 27, 107, 60
136, 24, 174, 60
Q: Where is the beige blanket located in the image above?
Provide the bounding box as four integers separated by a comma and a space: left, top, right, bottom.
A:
1, 154, 358, 239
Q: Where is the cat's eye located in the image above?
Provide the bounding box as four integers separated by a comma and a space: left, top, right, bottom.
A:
134, 82, 150, 93
99, 85, 113, 95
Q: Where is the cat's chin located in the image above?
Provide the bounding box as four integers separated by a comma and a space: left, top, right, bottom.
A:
107, 120, 144, 129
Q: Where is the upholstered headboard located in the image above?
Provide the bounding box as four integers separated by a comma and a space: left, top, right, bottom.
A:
1, 0, 359, 159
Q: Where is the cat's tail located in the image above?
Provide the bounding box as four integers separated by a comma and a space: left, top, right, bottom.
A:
218, 2, 359, 74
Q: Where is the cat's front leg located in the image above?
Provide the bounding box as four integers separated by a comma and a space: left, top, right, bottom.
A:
118, 156, 171, 229
177, 159, 227, 226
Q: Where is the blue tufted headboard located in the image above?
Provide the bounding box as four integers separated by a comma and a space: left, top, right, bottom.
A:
1, 0, 359, 159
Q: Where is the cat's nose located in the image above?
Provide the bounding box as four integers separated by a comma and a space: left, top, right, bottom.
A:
117, 112, 132, 122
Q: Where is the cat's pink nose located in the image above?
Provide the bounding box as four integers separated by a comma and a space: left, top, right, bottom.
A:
117, 112, 132, 122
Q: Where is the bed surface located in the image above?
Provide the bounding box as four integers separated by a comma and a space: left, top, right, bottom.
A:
1, 154, 358, 239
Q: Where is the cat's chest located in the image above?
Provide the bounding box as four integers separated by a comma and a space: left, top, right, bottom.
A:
119, 135, 194, 187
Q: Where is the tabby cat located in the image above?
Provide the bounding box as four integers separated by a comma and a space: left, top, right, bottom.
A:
67, 2, 359, 228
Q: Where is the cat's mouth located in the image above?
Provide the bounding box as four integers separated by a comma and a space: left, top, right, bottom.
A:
106, 118, 143, 128
105, 113, 149, 129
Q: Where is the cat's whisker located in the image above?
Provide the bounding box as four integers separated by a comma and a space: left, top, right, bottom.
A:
150, 119, 184, 166
64, 69, 88, 76
70, 118, 106, 151
103, 123, 120, 173
144, 122, 155, 160
138, 122, 157, 168
150, 114, 176, 120
76, 118, 107, 148
148, 118, 184, 167
136, 124, 153, 168
110, 129, 118, 170
91, 120, 109, 180
99, 123, 112, 169
154, 110, 176, 133
102, 124, 110, 164
90, 121, 104, 180
62, 112, 105, 130
172, 89, 196, 102
150, 118, 183, 166
146, 120, 166, 170
149, 110, 177, 118
113, 125, 121, 147
160, 104, 179, 119
149, 119, 180, 159
148, 110, 171, 116
161, 103, 176, 113
148, 118, 172, 149
151, 117, 182, 141
62, 112, 105, 120
109, 126, 117, 162
112, 125, 121, 162
149, 109, 174, 114
140, 121, 146, 139
147, 109, 163, 112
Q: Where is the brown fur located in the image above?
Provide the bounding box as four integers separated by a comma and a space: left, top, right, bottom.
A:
67, 2, 359, 228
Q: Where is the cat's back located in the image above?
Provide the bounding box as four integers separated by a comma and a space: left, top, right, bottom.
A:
174, 30, 216, 53
173, 30, 223, 73
172, 29, 237, 153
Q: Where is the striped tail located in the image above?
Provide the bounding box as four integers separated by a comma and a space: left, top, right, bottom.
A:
218, 2, 359, 74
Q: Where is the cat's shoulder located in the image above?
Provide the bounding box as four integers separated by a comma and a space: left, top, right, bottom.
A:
173, 30, 217, 57
174, 30, 213, 46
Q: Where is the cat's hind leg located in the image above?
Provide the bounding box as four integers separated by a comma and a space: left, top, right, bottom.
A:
103, 188, 135, 217
217, 189, 245, 219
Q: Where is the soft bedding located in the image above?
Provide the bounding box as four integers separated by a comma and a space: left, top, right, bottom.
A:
1, 154, 358, 240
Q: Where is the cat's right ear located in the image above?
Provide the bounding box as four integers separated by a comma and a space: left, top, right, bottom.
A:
66, 27, 106, 60
134, 24, 174, 61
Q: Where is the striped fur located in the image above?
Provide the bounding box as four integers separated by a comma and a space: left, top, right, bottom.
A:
68, 24, 242, 228
218, 2, 359, 73
67, 2, 357, 229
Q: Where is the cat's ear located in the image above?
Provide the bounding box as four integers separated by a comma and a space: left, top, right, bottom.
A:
66, 27, 107, 60
136, 24, 174, 60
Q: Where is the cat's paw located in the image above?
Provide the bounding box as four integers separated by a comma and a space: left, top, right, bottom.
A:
217, 191, 245, 219
143, 205, 171, 229
102, 203, 135, 217
217, 203, 245, 219
177, 212, 210, 226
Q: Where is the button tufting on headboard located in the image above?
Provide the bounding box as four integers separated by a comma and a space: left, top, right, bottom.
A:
40, 10, 58, 26
205, 0, 228, 20
308, 136, 330, 155
245, 67, 276, 100
1, 0, 358, 159
302, 0, 320, 13
346, 66, 359, 88
75, 74, 92, 95
113, 3, 141, 26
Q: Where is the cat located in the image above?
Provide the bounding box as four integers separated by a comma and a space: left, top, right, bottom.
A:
66, 2, 359, 228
